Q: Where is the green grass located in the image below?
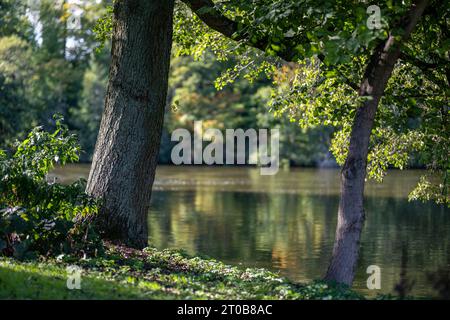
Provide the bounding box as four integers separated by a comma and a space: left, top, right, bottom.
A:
0, 244, 363, 300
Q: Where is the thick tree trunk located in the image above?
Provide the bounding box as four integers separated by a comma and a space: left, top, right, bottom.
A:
324, 0, 429, 285
86, 0, 174, 249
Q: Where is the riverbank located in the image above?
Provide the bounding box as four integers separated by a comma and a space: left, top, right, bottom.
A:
0, 243, 363, 300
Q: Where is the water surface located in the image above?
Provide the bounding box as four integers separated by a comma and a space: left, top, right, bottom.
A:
53, 165, 450, 297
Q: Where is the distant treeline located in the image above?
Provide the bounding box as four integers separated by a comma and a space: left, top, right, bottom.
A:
0, 0, 424, 168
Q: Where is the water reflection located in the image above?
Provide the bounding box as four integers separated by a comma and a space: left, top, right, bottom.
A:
52, 165, 450, 297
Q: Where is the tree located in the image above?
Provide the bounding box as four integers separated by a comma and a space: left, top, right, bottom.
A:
86, 0, 175, 248
0, 36, 35, 144
175, 0, 448, 285
0, 0, 34, 42
323, 1, 430, 284
0, 0, 108, 142
72, 54, 110, 161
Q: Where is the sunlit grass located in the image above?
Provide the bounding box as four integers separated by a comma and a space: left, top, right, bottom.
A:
0, 243, 362, 300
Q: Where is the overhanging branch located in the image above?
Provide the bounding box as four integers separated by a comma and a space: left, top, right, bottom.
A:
180, 0, 297, 61
400, 52, 445, 70
399, 52, 449, 87
180, 0, 239, 39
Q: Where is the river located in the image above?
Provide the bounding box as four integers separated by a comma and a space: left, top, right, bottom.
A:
52, 164, 450, 298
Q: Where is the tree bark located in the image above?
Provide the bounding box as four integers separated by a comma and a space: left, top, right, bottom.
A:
324, 0, 429, 285
86, 0, 174, 249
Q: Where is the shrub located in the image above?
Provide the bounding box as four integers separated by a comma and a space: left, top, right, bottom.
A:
0, 115, 102, 259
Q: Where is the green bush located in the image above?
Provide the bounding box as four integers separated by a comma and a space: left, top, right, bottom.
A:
0, 115, 101, 259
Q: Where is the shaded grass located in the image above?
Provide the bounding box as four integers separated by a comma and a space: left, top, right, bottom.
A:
0, 243, 362, 300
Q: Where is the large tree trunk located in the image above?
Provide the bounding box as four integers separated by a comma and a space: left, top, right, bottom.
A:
86, 0, 174, 249
324, 0, 429, 285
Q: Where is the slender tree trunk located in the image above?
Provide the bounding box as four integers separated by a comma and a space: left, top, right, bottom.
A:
86, 0, 174, 249
324, 0, 429, 285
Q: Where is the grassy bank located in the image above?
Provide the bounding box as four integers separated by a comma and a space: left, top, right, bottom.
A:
0, 243, 362, 300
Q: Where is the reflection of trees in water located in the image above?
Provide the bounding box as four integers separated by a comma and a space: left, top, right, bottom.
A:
427, 253, 450, 299
148, 186, 450, 296
356, 198, 450, 297
428, 269, 450, 299
149, 189, 339, 278
394, 242, 415, 299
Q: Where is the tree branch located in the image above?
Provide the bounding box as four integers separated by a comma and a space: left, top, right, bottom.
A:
399, 52, 449, 87
180, 0, 239, 39
180, 0, 297, 61
399, 52, 445, 70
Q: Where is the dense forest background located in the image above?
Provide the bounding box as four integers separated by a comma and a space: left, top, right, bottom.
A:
1, 0, 426, 168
